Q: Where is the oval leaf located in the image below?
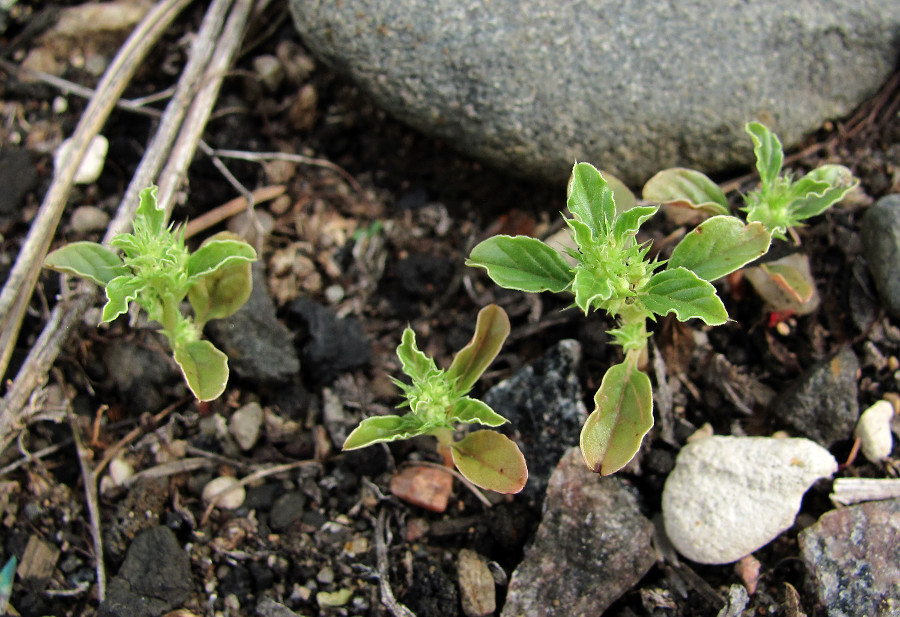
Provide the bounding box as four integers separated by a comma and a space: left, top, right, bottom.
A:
448, 398, 507, 427
187, 239, 257, 278
642, 168, 729, 216
189, 259, 252, 324
668, 216, 771, 281
641, 267, 728, 325
451, 430, 528, 494
467, 235, 572, 293
743, 253, 820, 315
343, 414, 424, 450
173, 339, 229, 401
44, 241, 128, 286
580, 360, 653, 475
746, 122, 784, 189
567, 162, 616, 237
447, 304, 510, 393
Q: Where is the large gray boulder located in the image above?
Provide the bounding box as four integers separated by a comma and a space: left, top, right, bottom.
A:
289, 1, 898, 186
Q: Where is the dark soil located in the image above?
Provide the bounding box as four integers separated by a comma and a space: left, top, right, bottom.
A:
1, 2, 899, 617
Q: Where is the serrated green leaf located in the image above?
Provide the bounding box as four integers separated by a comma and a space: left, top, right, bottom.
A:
746, 122, 784, 189
467, 235, 572, 293
612, 205, 659, 245
448, 397, 508, 427
447, 304, 510, 393
173, 339, 229, 401
342, 414, 425, 450
451, 430, 527, 494
642, 168, 729, 215
101, 275, 143, 323
580, 360, 653, 475
641, 267, 728, 325
396, 327, 437, 382
668, 216, 771, 281
789, 164, 859, 220
187, 239, 256, 279
572, 265, 615, 313
137, 185, 165, 236
44, 241, 128, 286
566, 162, 616, 237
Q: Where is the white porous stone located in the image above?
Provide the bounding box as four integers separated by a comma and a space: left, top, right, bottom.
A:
55, 134, 109, 184
202, 476, 246, 510
229, 402, 264, 451
855, 400, 895, 463
662, 436, 837, 565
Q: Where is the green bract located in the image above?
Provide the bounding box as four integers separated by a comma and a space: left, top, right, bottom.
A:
468, 163, 771, 474
43, 186, 257, 401
343, 304, 528, 494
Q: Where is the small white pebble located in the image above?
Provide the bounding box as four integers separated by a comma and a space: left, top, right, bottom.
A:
202, 476, 246, 510
55, 135, 109, 184
108, 455, 134, 487
855, 400, 895, 463
324, 284, 344, 304
52, 96, 68, 114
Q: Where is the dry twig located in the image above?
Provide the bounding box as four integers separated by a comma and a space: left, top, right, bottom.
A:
375, 508, 417, 617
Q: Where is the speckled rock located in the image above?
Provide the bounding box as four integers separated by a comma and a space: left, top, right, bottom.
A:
862, 195, 900, 320
289, 0, 898, 186
662, 436, 837, 565
770, 347, 860, 447
501, 448, 656, 617
799, 498, 900, 617
99, 526, 191, 617
482, 339, 586, 497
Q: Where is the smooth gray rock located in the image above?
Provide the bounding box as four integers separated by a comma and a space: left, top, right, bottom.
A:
862, 195, 900, 320
501, 448, 656, 617
289, 1, 898, 186
662, 436, 837, 565
99, 526, 191, 617
482, 339, 587, 497
799, 498, 900, 617
770, 347, 860, 447
208, 262, 301, 384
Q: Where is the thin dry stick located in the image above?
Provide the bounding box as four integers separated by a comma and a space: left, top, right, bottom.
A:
0, 0, 235, 448
0, 0, 193, 383
209, 148, 368, 203
183, 184, 286, 239
68, 408, 106, 601
93, 397, 189, 478
156, 0, 256, 216
375, 508, 417, 617
199, 460, 318, 525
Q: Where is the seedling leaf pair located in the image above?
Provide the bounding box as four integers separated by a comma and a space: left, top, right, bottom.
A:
43, 186, 257, 401
343, 304, 527, 494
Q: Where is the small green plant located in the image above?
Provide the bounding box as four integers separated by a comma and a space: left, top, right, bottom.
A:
643, 122, 859, 313
467, 163, 771, 474
43, 186, 257, 401
343, 304, 528, 494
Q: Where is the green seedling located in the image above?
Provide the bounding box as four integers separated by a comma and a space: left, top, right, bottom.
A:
643, 122, 858, 313
343, 304, 527, 494
467, 163, 770, 474
43, 186, 257, 401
